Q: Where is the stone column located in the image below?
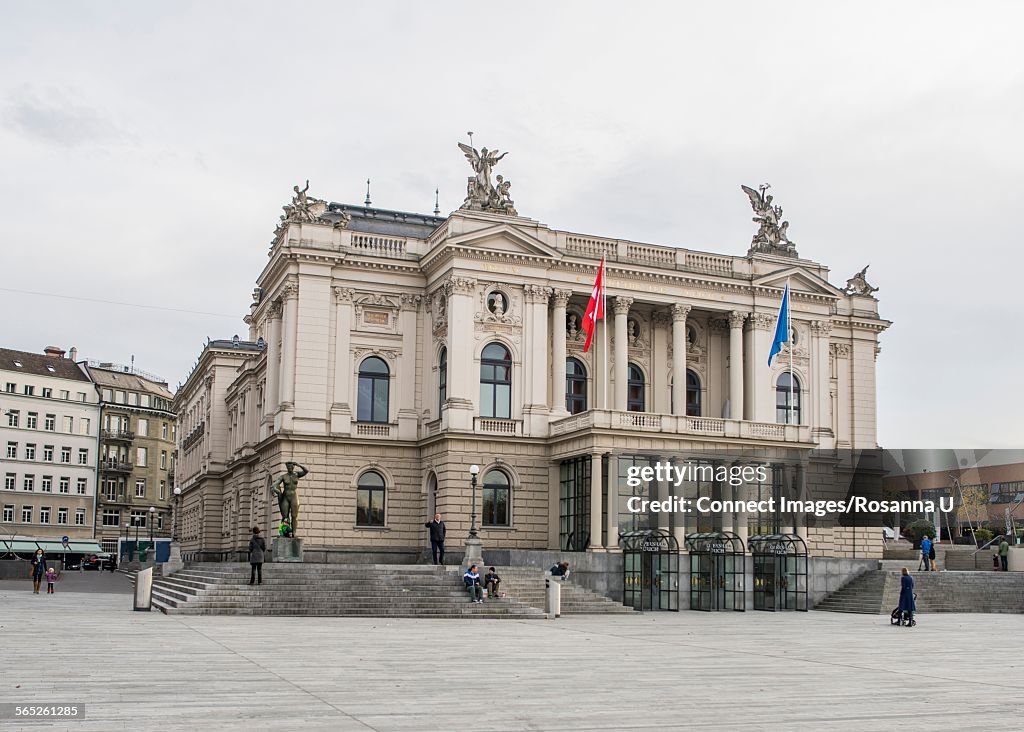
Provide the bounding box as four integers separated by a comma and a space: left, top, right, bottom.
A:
589, 452, 603, 549
655, 457, 671, 532
795, 462, 808, 542
745, 312, 774, 422
330, 287, 354, 434
670, 457, 688, 548
397, 294, 422, 440
523, 285, 552, 435
720, 479, 733, 533
551, 289, 571, 415
264, 302, 282, 420
613, 297, 633, 411
728, 311, 746, 420
445, 277, 477, 431
606, 455, 620, 548
671, 304, 691, 415
811, 321, 833, 445
279, 281, 299, 410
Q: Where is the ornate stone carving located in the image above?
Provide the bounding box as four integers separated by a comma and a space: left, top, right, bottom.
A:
844, 266, 879, 296
875, 343, 882, 360
728, 311, 747, 329
612, 296, 634, 315
266, 299, 283, 319
566, 311, 584, 342
670, 303, 691, 322
352, 347, 400, 362
830, 343, 851, 358
651, 311, 672, 328
280, 280, 299, 301
551, 289, 573, 308
443, 276, 477, 296
399, 293, 423, 311
458, 138, 517, 215
333, 287, 355, 304
523, 284, 552, 304
742, 184, 798, 257
749, 312, 775, 331
709, 318, 730, 334
627, 319, 643, 347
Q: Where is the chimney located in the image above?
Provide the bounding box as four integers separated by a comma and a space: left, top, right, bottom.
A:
69, 347, 78, 362
44, 346, 66, 359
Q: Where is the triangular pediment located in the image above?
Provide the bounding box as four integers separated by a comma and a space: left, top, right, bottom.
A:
753, 266, 844, 298
445, 223, 562, 260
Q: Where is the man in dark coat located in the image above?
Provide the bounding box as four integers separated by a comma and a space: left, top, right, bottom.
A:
248, 527, 266, 585
425, 513, 446, 565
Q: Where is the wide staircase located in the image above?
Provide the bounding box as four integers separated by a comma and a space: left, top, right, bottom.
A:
135, 563, 634, 618
815, 570, 1024, 614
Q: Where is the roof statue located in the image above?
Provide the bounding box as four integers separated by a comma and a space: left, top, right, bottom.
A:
458, 136, 518, 216
741, 184, 797, 258
272, 180, 350, 244
844, 265, 879, 296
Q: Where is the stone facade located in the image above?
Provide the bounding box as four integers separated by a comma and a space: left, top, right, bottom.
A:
173, 196, 891, 562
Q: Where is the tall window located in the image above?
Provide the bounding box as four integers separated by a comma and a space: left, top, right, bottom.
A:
102, 509, 121, 527
356, 470, 386, 526
136, 447, 147, 467
75, 509, 85, 526
565, 358, 587, 414
437, 347, 447, 415
357, 357, 390, 423
44, 414, 55, 431
479, 343, 512, 419
2, 505, 12, 522
137, 418, 149, 437
135, 479, 146, 498
59, 477, 70, 494
776, 372, 801, 425
57, 507, 68, 525
686, 369, 701, 417
482, 469, 511, 527
627, 363, 645, 412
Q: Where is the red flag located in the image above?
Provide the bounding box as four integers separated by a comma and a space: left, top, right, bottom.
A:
582, 256, 605, 353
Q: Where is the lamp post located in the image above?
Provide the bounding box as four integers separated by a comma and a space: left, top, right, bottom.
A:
172, 486, 181, 541
462, 464, 483, 569
123, 522, 132, 563
165, 486, 184, 575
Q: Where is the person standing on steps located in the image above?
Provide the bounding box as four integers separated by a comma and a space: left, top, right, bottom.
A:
30, 549, 47, 594
425, 513, 446, 565
919, 535, 932, 572
248, 527, 266, 585
998, 535, 1010, 572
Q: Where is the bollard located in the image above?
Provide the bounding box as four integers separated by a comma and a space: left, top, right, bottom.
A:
545, 576, 561, 618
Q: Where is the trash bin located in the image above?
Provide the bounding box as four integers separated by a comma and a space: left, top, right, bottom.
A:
545, 576, 561, 618
133, 566, 154, 612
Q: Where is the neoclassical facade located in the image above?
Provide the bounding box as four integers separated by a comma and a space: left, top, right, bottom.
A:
173, 181, 890, 564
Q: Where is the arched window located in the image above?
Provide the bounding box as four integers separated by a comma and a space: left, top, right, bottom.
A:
482, 469, 511, 527
356, 470, 386, 526
686, 369, 701, 417
357, 357, 389, 423
479, 343, 512, 419
627, 363, 645, 412
437, 347, 447, 415
566, 358, 587, 414
776, 372, 801, 425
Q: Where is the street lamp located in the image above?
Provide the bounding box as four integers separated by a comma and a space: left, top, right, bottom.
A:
468, 465, 481, 538
123, 522, 131, 562
148, 506, 156, 543
172, 486, 181, 541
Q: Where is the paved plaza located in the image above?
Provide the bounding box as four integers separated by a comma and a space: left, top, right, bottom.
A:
0, 575, 1020, 731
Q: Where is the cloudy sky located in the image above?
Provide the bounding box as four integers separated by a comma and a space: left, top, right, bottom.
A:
2, 2, 1021, 447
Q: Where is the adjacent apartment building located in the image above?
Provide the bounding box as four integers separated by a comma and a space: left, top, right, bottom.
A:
0, 347, 99, 541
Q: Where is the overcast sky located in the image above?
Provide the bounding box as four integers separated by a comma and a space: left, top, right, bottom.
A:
2, 2, 1021, 447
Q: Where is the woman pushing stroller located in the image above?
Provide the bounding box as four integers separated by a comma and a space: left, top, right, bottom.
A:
892, 567, 916, 627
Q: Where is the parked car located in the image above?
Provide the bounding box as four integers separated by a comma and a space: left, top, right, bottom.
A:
81, 554, 113, 570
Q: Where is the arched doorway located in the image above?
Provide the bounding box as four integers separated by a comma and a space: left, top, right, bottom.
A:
620, 529, 680, 611
685, 531, 746, 611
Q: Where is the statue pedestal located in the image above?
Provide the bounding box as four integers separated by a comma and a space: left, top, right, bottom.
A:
272, 537, 304, 563
163, 542, 185, 576
462, 536, 484, 570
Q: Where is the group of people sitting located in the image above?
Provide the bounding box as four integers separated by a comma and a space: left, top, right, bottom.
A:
462, 561, 572, 602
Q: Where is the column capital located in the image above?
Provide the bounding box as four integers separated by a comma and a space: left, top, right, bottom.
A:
670, 303, 691, 322
523, 284, 552, 304
281, 278, 299, 301
613, 296, 634, 315
728, 310, 747, 329
551, 288, 573, 307
810, 319, 833, 335
399, 293, 423, 311
267, 299, 284, 319
443, 276, 477, 296
749, 312, 775, 331
333, 286, 355, 303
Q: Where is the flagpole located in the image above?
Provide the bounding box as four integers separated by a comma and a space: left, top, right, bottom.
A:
603, 266, 608, 411
787, 279, 794, 425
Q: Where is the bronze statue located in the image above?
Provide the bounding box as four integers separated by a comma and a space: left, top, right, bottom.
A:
270, 461, 308, 535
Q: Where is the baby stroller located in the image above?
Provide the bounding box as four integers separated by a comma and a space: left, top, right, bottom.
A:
890, 593, 917, 627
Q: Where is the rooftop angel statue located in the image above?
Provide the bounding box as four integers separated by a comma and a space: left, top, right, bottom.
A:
742, 184, 797, 257
458, 140, 516, 215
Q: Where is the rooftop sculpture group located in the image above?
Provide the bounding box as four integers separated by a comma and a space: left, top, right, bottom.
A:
742, 184, 797, 258
459, 135, 518, 216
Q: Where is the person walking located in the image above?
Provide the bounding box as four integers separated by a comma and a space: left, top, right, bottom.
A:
30, 549, 47, 594
898, 567, 916, 626
425, 513, 446, 565
45, 566, 57, 594
998, 536, 1010, 572
248, 527, 266, 585
919, 535, 932, 572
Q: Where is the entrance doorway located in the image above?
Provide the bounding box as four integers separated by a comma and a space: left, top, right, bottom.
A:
685, 531, 746, 611
620, 529, 680, 611
749, 534, 808, 611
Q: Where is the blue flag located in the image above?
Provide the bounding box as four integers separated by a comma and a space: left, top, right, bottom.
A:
768, 282, 790, 366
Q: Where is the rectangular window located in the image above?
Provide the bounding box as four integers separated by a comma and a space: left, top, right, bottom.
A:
4, 382, 15, 393
157, 514, 163, 530
44, 414, 55, 431
77, 392, 87, 402
26, 412, 38, 429
162, 423, 169, 439
76, 478, 87, 495
60, 447, 71, 463
559, 457, 592, 552
59, 477, 70, 494
40, 506, 50, 524
136, 447, 148, 467
159, 480, 166, 500
115, 391, 125, 404
130, 392, 139, 406
101, 478, 116, 500
23, 475, 34, 491
141, 394, 151, 408
57, 507, 68, 525
80, 418, 91, 436
62, 416, 73, 433
41, 476, 52, 492
75, 509, 85, 526
24, 385, 34, 396
43, 445, 53, 462
59, 390, 69, 400
102, 509, 121, 527
2, 504, 12, 522
22, 506, 31, 523
78, 448, 89, 465
102, 388, 112, 402
131, 509, 147, 528
7, 410, 18, 427
6, 442, 17, 458
482, 471, 511, 527
137, 418, 149, 437
42, 387, 52, 398
356, 483, 386, 527
135, 479, 146, 498
160, 451, 167, 469
4, 474, 14, 490
25, 444, 36, 460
